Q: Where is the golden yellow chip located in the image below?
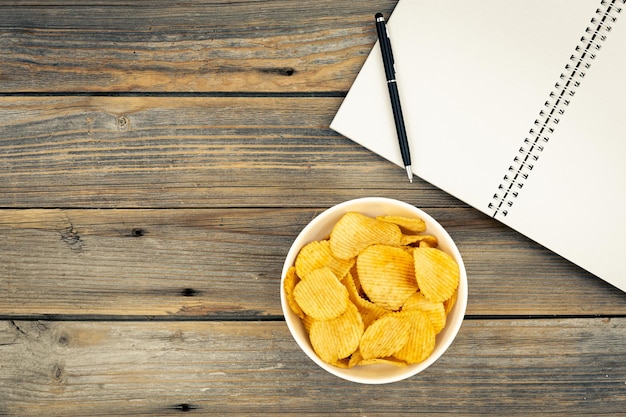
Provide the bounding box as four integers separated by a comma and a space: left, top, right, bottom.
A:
413, 247, 460, 303
293, 267, 348, 320
295, 240, 355, 281
394, 310, 436, 364
344, 272, 389, 328
444, 289, 458, 316
329, 212, 402, 260
358, 357, 408, 367
357, 245, 418, 310
309, 302, 364, 363
402, 292, 446, 334
377, 215, 427, 233
348, 349, 363, 368
401, 233, 438, 248
283, 266, 305, 319
302, 314, 315, 333
329, 358, 351, 368
359, 314, 411, 360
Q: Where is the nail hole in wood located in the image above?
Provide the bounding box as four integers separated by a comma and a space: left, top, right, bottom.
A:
181, 288, 198, 297
172, 403, 197, 412
58, 334, 69, 346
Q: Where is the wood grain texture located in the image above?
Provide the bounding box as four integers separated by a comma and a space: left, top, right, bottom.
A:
0, 96, 460, 208
1, 208, 625, 317
1, 319, 624, 416
1, 1, 625, 415
0, 0, 396, 93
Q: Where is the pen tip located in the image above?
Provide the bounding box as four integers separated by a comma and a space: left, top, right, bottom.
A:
406, 165, 413, 183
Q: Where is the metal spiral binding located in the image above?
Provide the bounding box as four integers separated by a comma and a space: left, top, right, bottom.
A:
489, 0, 623, 218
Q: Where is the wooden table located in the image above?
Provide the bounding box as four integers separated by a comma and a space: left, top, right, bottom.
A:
1, 1, 625, 415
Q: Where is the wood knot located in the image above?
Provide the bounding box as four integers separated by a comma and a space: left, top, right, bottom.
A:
131, 228, 145, 237
60, 227, 84, 251
52, 363, 65, 383
116, 115, 130, 131
58, 333, 70, 346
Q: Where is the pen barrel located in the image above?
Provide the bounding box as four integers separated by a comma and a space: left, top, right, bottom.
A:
387, 81, 411, 166
375, 20, 396, 81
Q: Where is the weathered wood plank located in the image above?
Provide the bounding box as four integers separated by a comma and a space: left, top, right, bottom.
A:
1, 208, 624, 317
0, 0, 394, 93
1, 319, 624, 416
0, 96, 459, 208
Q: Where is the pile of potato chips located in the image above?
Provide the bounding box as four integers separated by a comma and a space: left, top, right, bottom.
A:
284, 212, 460, 368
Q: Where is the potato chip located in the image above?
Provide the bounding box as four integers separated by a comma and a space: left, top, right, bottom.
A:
357, 245, 418, 310
295, 240, 355, 281
403, 292, 446, 334
394, 310, 436, 364
413, 247, 460, 303
302, 314, 315, 333
444, 289, 458, 316
329, 212, 402, 260
358, 357, 408, 367
377, 215, 426, 233
359, 314, 411, 359
283, 266, 305, 319
294, 267, 348, 320
347, 349, 363, 368
401, 233, 438, 247
329, 357, 351, 368
309, 302, 364, 363
344, 272, 389, 328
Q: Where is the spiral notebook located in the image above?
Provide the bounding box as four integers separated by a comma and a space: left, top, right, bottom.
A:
331, 0, 626, 293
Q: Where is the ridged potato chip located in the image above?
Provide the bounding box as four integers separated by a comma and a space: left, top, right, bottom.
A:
377, 215, 426, 233
293, 267, 348, 320
309, 302, 364, 363
283, 266, 305, 319
444, 289, 458, 316
357, 245, 418, 310
347, 349, 363, 368
302, 314, 315, 333
403, 292, 446, 334
359, 314, 411, 360
344, 272, 389, 328
401, 233, 438, 247
358, 357, 408, 367
413, 247, 460, 303
329, 357, 351, 368
348, 349, 408, 368
394, 310, 436, 364
295, 240, 355, 281
329, 212, 402, 260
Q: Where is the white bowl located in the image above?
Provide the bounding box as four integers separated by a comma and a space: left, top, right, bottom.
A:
280, 197, 467, 384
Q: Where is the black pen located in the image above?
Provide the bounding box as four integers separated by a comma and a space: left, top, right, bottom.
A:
375, 13, 413, 182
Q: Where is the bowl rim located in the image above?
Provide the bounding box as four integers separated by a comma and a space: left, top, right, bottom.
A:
280, 197, 468, 384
